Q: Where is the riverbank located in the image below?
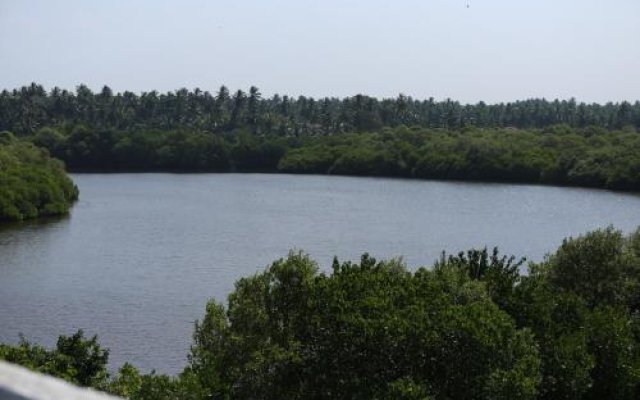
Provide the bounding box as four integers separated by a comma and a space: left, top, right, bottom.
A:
24, 125, 640, 192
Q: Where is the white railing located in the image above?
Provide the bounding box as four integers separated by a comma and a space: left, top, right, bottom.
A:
0, 361, 122, 400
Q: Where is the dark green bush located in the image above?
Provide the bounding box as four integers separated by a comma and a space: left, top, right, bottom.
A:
0, 134, 78, 221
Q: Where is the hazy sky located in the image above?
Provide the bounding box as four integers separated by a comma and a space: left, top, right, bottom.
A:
1, 0, 639, 103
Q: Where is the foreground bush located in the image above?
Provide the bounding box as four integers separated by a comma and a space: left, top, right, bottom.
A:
3, 227, 640, 399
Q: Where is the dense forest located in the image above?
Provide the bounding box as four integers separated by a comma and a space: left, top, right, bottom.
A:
11, 124, 640, 191
0, 131, 78, 221
3, 227, 640, 400
1, 83, 639, 134
2, 84, 639, 191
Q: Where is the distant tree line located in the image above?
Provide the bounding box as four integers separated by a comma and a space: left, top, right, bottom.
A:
0, 131, 78, 221
1, 83, 639, 136
3, 227, 640, 400
278, 125, 640, 190
2, 83, 639, 194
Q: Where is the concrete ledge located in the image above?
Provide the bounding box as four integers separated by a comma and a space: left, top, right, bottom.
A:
0, 361, 122, 400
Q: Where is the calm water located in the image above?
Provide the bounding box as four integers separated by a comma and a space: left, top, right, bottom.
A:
2, 173, 640, 374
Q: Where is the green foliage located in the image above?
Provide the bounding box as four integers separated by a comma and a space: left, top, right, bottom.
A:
511, 273, 595, 400
55, 330, 110, 386
189, 252, 541, 400
8, 123, 640, 191
547, 227, 640, 309
277, 144, 344, 174
0, 330, 108, 387
124, 369, 206, 400
277, 127, 640, 190
585, 306, 640, 400
630, 228, 640, 258
435, 247, 524, 309
106, 362, 143, 398
1, 83, 638, 191
0, 330, 206, 399
0, 130, 16, 144
5, 228, 640, 399
510, 228, 640, 400
1, 84, 638, 136
0, 134, 78, 221
380, 378, 433, 400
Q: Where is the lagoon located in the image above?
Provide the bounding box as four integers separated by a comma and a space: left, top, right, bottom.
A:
2, 173, 640, 374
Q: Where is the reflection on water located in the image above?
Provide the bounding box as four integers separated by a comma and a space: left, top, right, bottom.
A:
0, 215, 70, 272
1, 173, 640, 374
0, 214, 69, 234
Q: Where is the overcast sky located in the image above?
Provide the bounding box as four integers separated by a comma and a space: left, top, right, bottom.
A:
1, 0, 639, 103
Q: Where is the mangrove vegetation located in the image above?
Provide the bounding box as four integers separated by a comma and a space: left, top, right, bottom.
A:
3, 227, 640, 400
0, 131, 77, 221
18, 124, 640, 191
2, 84, 640, 191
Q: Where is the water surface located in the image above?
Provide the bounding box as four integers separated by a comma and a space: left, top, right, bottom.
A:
1, 173, 640, 374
